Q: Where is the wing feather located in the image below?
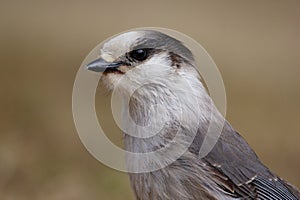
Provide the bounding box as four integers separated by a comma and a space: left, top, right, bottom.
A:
192, 121, 300, 199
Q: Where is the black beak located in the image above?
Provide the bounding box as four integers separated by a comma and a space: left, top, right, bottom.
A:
86, 58, 122, 72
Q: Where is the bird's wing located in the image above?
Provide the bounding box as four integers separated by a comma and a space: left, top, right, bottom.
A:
190, 121, 300, 199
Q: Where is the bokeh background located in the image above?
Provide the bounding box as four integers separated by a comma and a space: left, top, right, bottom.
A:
0, 1, 299, 199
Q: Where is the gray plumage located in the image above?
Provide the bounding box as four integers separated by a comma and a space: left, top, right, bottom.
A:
87, 30, 300, 200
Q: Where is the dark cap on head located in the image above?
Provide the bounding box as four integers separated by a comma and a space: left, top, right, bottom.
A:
132, 30, 195, 63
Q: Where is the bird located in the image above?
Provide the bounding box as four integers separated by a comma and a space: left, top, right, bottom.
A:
86, 30, 300, 200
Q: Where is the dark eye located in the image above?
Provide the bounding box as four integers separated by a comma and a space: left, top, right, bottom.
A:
130, 49, 148, 61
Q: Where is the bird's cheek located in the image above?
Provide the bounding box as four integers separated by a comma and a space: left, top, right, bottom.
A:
117, 65, 133, 74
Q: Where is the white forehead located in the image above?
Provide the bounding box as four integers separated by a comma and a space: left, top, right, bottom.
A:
101, 31, 143, 60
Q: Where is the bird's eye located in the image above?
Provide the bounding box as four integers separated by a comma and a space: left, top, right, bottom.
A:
130, 49, 149, 61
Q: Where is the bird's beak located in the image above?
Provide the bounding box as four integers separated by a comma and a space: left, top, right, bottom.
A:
86, 58, 122, 72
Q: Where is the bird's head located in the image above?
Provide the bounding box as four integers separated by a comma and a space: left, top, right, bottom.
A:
86, 30, 218, 158
87, 30, 201, 94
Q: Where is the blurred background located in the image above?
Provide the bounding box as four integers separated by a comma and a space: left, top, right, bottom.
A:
0, 0, 299, 199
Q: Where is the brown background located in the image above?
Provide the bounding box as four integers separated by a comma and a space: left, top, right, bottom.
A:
0, 1, 299, 199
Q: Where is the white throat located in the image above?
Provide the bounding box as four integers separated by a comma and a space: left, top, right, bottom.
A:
113, 63, 216, 154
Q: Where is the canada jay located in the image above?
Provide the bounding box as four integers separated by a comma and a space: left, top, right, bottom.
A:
86, 30, 300, 200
